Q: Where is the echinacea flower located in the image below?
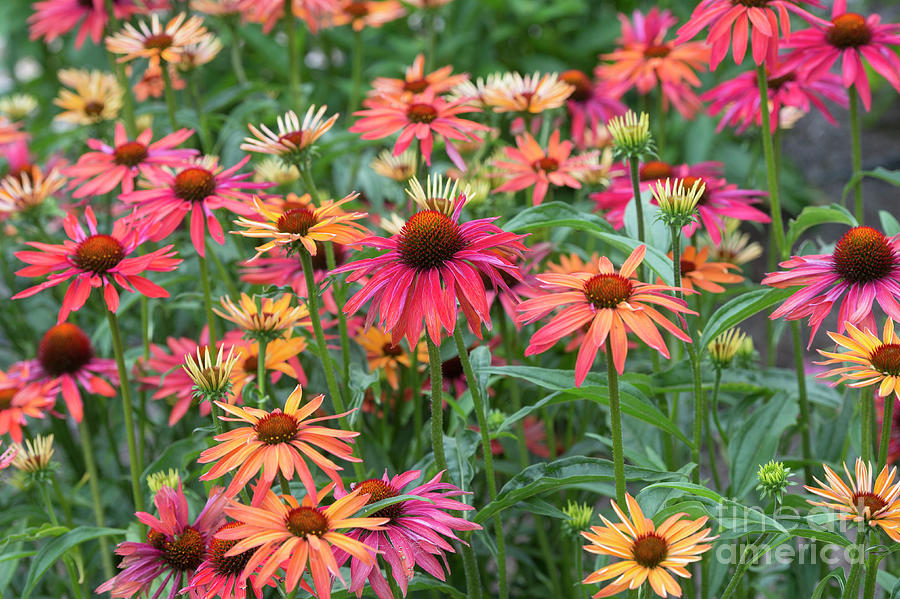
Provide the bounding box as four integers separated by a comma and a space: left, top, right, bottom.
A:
517, 245, 694, 386
177, 34, 223, 70
350, 89, 488, 170
333, 195, 526, 346
325, 0, 406, 31
697, 219, 763, 267
0, 117, 26, 145
582, 493, 716, 598
336, 470, 481, 599
106, 12, 210, 64
763, 226, 900, 344
97, 481, 227, 599
406, 174, 474, 215
355, 326, 427, 389
369, 53, 467, 98
0, 366, 55, 443
492, 130, 581, 205
198, 385, 360, 501
183, 345, 240, 405
241, 106, 339, 162
9, 434, 55, 475
0, 94, 38, 121
65, 124, 197, 198
28, 0, 166, 49
121, 156, 265, 256
237, 0, 338, 33
707, 327, 749, 368
218, 486, 387, 599
191, 0, 244, 16
54, 69, 122, 125
226, 334, 308, 401
232, 192, 367, 258
482, 71, 574, 114
0, 443, 16, 470
131, 59, 186, 102
668, 245, 743, 293
214, 293, 309, 341
805, 458, 900, 542
180, 521, 272, 599
0, 166, 67, 215
559, 70, 626, 149
371, 148, 417, 181
816, 319, 900, 400
783, 1, 900, 110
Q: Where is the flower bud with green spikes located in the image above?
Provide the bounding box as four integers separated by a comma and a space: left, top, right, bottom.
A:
183, 345, 239, 404
653, 177, 704, 229
10, 434, 56, 484
562, 500, 594, 537
707, 328, 749, 370
146, 468, 180, 494
607, 110, 655, 160
756, 460, 792, 503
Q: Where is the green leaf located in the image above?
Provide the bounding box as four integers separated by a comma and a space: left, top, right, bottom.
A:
785, 204, 857, 250
728, 393, 799, 498
359, 494, 434, 517
811, 567, 846, 599
502, 201, 614, 236
140, 430, 209, 482
699, 287, 794, 348
880, 210, 900, 236
22, 526, 127, 599
842, 167, 900, 203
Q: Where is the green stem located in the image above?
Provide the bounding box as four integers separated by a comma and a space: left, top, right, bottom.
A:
106, 310, 144, 514
77, 418, 114, 578
425, 335, 447, 472
187, 73, 211, 153
720, 544, 756, 599
139, 295, 149, 473
350, 28, 363, 113
227, 17, 248, 85
458, 537, 483, 599
199, 241, 219, 347
755, 65, 786, 257
628, 157, 646, 281
789, 322, 814, 485
655, 87, 666, 158
711, 368, 728, 445
284, 0, 301, 106
410, 344, 423, 461
706, 399, 722, 492
849, 87, 864, 224
862, 550, 882, 599
878, 395, 896, 472
576, 535, 588, 599
325, 242, 351, 386
841, 538, 866, 599
37, 484, 83, 599
104, 0, 137, 137
297, 163, 319, 200
690, 346, 704, 486
861, 387, 874, 465
207, 238, 239, 299
256, 337, 268, 404
453, 328, 508, 599
51, 475, 73, 526
605, 349, 627, 507
160, 61, 178, 131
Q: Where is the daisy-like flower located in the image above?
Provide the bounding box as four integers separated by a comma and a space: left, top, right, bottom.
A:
707, 327, 749, 368
369, 53, 467, 98
492, 130, 581, 206
336, 470, 481, 599
28, 0, 166, 49
233, 192, 367, 258
131, 59, 187, 103
191, 0, 245, 16
177, 34, 223, 70
121, 156, 265, 256
0, 94, 38, 121
667, 173, 770, 245
482, 71, 574, 114
65, 124, 197, 198
371, 148, 416, 181
106, 12, 210, 64
253, 157, 301, 186
582, 493, 716, 598
0, 166, 67, 215
241, 106, 339, 162
697, 219, 763, 267
13, 207, 181, 323
97, 481, 227, 599
816, 319, 900, 399
667, 245, 743, 293
9, 434, 55, 475
599, 8, 709, 118
324, 1, 406, 31
183, 345, 240, 405
237, 0, 338, 33
702, 61, 847, 134
0, 366, 55, 443
214, 293, 309, 342
559, 70, 626, 149
783, 1, 900, 110
406, 174, 475, 215
197, 385, 360, 501
350, 89, 489, 170
180, 521, 272, 599
355, 326, 427, 389
763, 226, 900, 344
333, 195, 526, 346
805, 458, 900, 542
517, 245, 694, 386
218, 486, 387, 599
54, 69, 122, 125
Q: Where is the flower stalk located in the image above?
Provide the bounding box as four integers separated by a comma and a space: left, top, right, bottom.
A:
605, 348, 627, 507
78, 417, 115, 578
425, 335, 447, 472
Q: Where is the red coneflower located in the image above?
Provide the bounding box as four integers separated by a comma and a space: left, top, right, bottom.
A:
0, 365, 55, 443
181, 521, 274, 599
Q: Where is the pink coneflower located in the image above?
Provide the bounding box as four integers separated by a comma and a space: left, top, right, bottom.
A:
675, 174, 769, 245
121, 156, 266, 256
559, 70, 626, 149
336, 470, 481, 599
0, 443, 15, 470
97, 480, 227, 599
333, 195, 526, 346
676, 0, 821, 70
764, 225, 900, 344
369, 53, 468, 99
350, 90, 488, 170
783, 1, 900, 110
28, 0, 167, 49
237, 0, 338, 33
493, 130, 582, 205
0, 122, 28, 151
65, 123, 196, 198
180, 521, 273, 599
0, 365, 55, 443
12, 207, 181, 324
702, 60, 847, 133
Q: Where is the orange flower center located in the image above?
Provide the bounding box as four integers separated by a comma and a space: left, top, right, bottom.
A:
404, 79, 430, 94
144, 33, 174, 51
680, 259, 696, 276
852, 491, 887, 518
174, 167, 216, 203
381, 343, 404, 357
113, 141, 149, 167
0, 388, 15, 410
407, 103, 438, 124
285, 506, 328, 537
767, 72, 796, 90
632, 533, 668, 568
826, 13, 872, 48
74, 234, 126, 274
355, 478, 404, 519
163, 526, 205, 570
680, 175, 710, 203
254, 411, 299, 445
583, 273, 634, 309
242, 354, 258, 373
832, 226, 896, 283
870, 344, 900, 377
278, 130, 305, 148
559, 70, 593, 102
146, 529, 167, 550
277, 208, 317, 236
643, 44, 671, 58
345, 1, 369, 17
639, 161, 672, 181
83, 101, 105, 117
38, 323, 94, 376
5, 163, 36, 183
208, 522, 254, 575
533, 157, 559, 172
397, 210, 467, 271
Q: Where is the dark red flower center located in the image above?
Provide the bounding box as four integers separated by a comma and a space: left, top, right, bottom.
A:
208, 522, 254, 575
73, 234, 126, 274
163, 526, 204, 570
83, 101, 105, 117
680, 259, 696, 276
442, 355, 463, 380
407, 103, 438, 124
559, 70, 593, 102
767, 72, 796, 90
254, 411, 299, 445
345, 1, 370, 17
144, 33, 174, 51
584, 273, 634, 309
355, 478, 405, 519
310, 241, 345, 271
38, 323, 94, 376
146, 529, 167, 550
832, 226, 896, 283
285, 507, 328, 537
0, 388, 15, 410
382, 343, 404, 357
632, 533, 668, 568
277, 208, 317, 236
397, 210, 467, 271
242, 354, 258, 374
733, 0, 770, 7
113, 141, 149, 167
679, 175, 710, 203
174, 167, 216, 203
639, 161, 672, 181
826, 13, 872, 48
644, 44, 672, 58
871, 344, 900, 377
533, 157, 559, 172
852, 491, 887, 518
404, 79, 430, 94
279, 130, 305, 148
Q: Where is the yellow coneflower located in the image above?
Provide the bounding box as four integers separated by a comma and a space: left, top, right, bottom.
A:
54, 69, 122, 125
568, 149, 616, 187
106, 12, 210, 64
0, 94, 38, 120
406, 174, 473, 215
241, 106, 339, 160
10, 434, 55, 475
482, 71, 574, 114
817, 319, 900, 399
371, 148, 416, 182
0, 167, 67, 214
707, 327, 748, 369
355, 326, 427, 389
183, 344, 239, 402
214, 294, 309, 341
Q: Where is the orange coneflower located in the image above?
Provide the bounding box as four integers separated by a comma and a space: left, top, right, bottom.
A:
105, 12, 210, 64
482, 71, 574, 114
668, 245, 743, 293
805, 458, 900, 542
582, 493, 716, 598
0, 166, 66, 215
326, 0, 406, 31
816, 319, 900, 400
227, 333, 308, 401
371, 148, 416, 182
214, 293, 309, 341
355, 326, 427, 389
546, 252, 601, 276
493, 130, 582, 206
369, 53, 467, 98
233, 192, 368, 258
198, 385, 360, 502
